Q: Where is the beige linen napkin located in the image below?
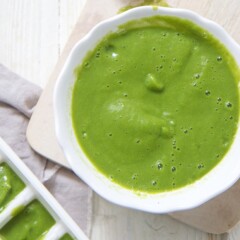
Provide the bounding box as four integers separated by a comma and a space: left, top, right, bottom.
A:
0, 64, 92, 237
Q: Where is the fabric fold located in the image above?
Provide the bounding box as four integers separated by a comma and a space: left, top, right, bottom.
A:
0, 64, 92, 236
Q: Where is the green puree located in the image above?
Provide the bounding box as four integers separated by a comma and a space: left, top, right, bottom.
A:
0, 200, 55, 240
118, 0, 169, 13
0, 163, 25, 212
59, 233, 75, 240
72, 16, 240, 193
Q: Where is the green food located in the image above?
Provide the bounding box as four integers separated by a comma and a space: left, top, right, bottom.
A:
72, 16, 239, 193
0, 163, 25, 212
60, 233, 75, 240
11, 205, 25, 217
0, 200, 55, 240
118, 0, 169, 13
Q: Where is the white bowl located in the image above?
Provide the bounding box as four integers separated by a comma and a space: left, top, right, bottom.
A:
54, 6, 240, 213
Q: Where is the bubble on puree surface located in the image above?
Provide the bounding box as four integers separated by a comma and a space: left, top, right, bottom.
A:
72, 16, 240, 193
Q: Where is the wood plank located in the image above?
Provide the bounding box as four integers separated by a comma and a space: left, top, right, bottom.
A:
59, 0, 85, 53
0, 0, 59, 87
0, 0, 85, 88
91, 194, 216, 240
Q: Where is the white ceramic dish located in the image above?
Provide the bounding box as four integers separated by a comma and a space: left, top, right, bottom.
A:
54, 6, 240, 213
0, 137, 88, 240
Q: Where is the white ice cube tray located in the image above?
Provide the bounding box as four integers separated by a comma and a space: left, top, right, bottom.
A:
0, 137, 88, 240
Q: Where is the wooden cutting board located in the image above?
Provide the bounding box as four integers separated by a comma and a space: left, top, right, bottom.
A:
26, 0, 240, 234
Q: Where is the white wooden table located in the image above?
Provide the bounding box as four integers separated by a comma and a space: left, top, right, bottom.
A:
0, 1, 240, 239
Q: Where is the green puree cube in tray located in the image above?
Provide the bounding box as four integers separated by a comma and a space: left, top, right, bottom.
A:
0, 163, 25, 212
0, 200, 55, 239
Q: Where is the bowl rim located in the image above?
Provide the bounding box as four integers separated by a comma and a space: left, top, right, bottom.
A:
53, 6, 240, 213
